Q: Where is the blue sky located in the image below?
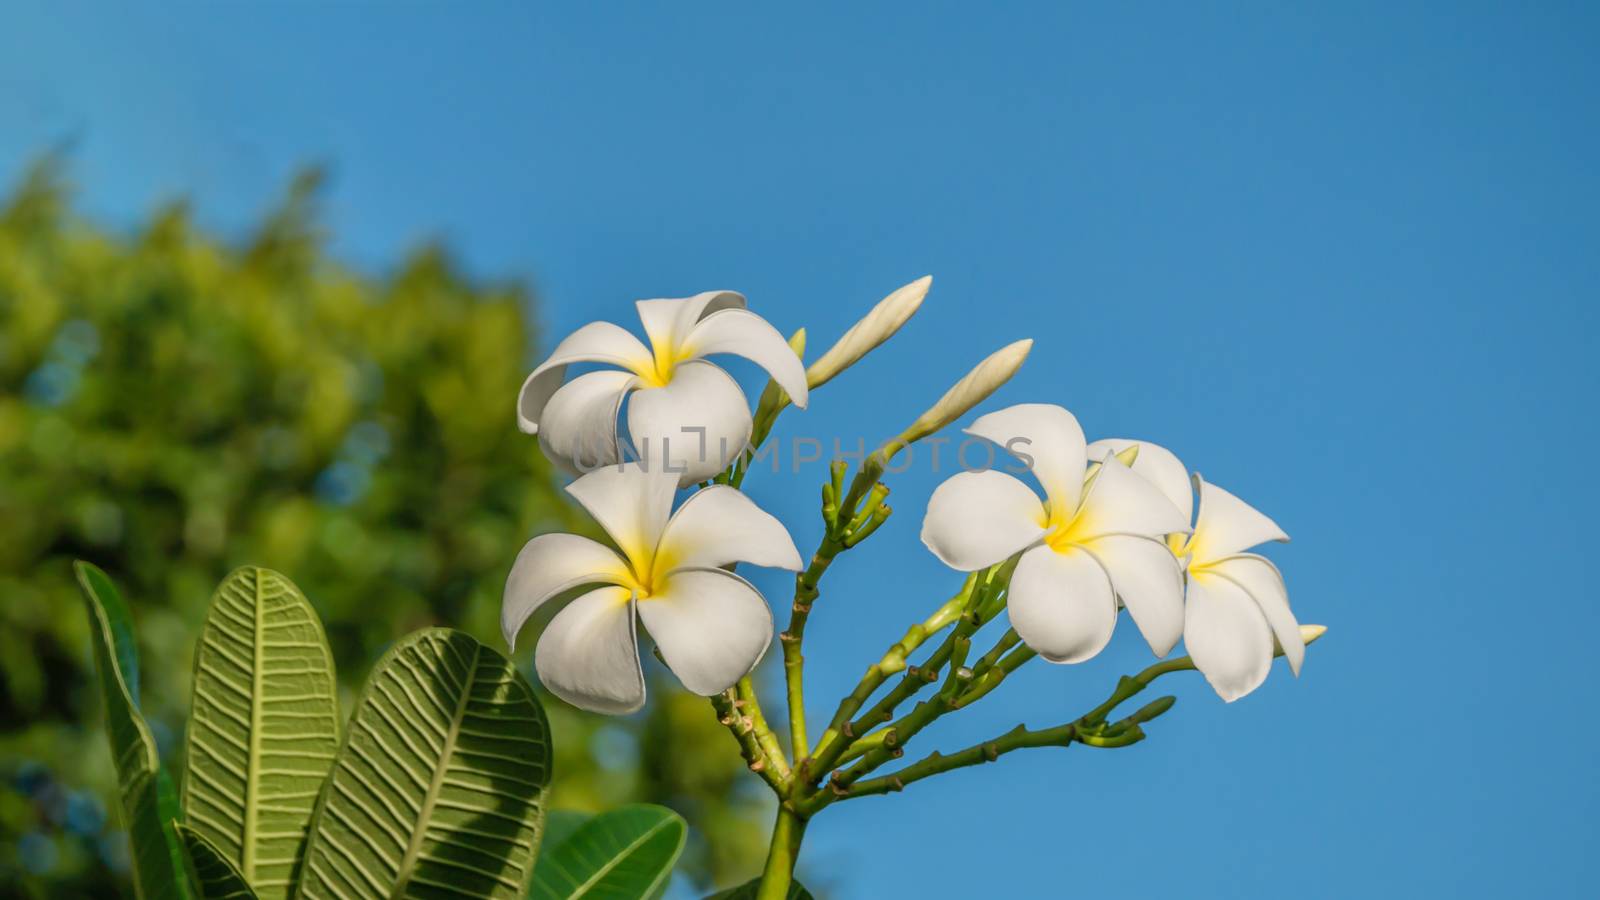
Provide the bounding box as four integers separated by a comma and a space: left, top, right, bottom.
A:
4, 3, 1597, 896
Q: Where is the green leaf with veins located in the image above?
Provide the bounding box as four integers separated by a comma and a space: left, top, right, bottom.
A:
531, 804, 686, 900
296, 628, 551, 899
181, 567, 341, 898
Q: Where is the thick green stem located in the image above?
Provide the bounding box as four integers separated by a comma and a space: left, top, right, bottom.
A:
755, 806, 808, 900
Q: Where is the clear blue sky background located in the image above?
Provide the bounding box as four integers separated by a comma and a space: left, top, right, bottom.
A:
4, 3, 1596, 897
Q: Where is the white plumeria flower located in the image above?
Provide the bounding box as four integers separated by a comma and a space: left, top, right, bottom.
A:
517, 291, 809, 485
501, 462, 802, 714
1088, 438, 1302, 702
920, 404, 1191, 665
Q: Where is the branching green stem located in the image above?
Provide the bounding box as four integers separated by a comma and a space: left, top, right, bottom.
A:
781, 446, 901, 763
711, 682, 790, 794
803, 575, 978, 778
803, 672, 1183, 813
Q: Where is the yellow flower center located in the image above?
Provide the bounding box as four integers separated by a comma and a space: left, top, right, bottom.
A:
1041, 501, 1097, 553
631, 337, 690, 389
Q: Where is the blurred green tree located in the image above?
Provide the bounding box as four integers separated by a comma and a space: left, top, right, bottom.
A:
0, 160, 768, 896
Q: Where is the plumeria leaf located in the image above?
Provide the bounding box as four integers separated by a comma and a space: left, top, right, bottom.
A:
72, 561, 192, 900
298, 628, 551, 898
182, 567, 340, 897
176, 823, 259, 899
529, 804, 686, 900
535, 810, 592, 863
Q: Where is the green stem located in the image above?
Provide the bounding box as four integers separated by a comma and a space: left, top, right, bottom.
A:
805, 576, 978, 778
782, 537, 844, 759
951, 642, 1036, 709
755, 806, 808, 900
711, 685, 789, 793
782, 443, 905, 764
837, 722, 1078, 800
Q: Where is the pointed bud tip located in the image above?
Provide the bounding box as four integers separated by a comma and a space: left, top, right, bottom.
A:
1300, 624, 1327, 645
805, 278, 932, 389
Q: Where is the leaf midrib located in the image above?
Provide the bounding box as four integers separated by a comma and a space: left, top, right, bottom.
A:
566, 818, 677, 899
243, 568, 265, 881
390, 639, 483, 897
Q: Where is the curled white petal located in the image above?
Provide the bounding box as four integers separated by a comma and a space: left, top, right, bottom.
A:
502, 533, 632, 649
1075, 455, 1191, 539
1081, 534, 1185, 657
1206, 553, 1303, 675
565, 462, 678, 576
1086, 438, 1192, 523
537, 370, 636, 475
900, 339, 1032, 444
636, 291, 746, 358
637, 567, 774, 696
806, 276, 928, 390
680, 308, 809, 409
968, 403, 1088, 517
626, 360, 751, 486
518, 321, 654, 434
535, 586, 645, 714
1007, 544, 1116, 664
655, 485, 803, 575
920, 470, 1047, 572
1184, 571, 1274, 702
1189, 475, 1289, 562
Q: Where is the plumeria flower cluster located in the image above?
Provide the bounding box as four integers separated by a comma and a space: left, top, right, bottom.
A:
922, 404, 1307, 701
498, 277, 1323, 897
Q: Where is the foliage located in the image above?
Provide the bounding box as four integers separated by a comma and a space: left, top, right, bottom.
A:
529, 804, 685, 900
72, 561, 190, 900
74, 562, 689, 899
0, 160, 765, 895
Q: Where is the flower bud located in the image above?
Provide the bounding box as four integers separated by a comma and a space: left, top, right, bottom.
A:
806, 276, 930, 390
1299, 624, 1328, 645
898, 338, 1032, 445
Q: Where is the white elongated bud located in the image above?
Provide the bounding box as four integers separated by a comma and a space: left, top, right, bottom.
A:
899, 338, 1033, 445
806, 276, 930, 390
1299, 624, 1328, 645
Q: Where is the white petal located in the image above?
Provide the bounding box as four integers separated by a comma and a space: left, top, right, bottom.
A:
535, 586, 645, 714
966, 404, 1087, 517
627, 360, 751, 486
537, 370, 636, 475
517, 322, 654, 434
1086, 438, 1193, 523
502, 534, 633, 649
636, 291, 746, 358
1184, 571, 1274, 702
1189, 476, 1289, 563
655, 485, 803, 576
1073, 455, 1192, 540
565, 462, 678, 576
920, 470, 1048, 572
1080, 534, 1185, 657
637, 567, 773, 696
1206, 554, 1303, 675
679, 308, 809, 409
1006, 544, 1117, 664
